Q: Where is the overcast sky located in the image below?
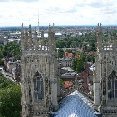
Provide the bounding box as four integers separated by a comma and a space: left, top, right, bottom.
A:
0, 0, 116, 26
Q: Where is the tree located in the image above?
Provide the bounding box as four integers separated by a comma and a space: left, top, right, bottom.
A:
56, 39, 66, 48
3, 41, 21, 60
0, 85, 21, 117
76, 58, 85, 72
0, 45, 4, 66
90, 43, 96, 51
86, 54, 95, 63
0, 75, 21, 117
58, 49, 64, 58
73, 58, 77, 71
0, 45, 4, 59
73, 52, 86, 73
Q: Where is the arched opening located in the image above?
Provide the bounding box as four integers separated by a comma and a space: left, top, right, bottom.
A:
108, 70, 117, 99
33, 71, 44, 101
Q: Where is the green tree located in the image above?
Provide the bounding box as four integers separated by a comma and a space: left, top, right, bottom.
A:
56, 39, 66, 48
86, 54, 95, 63
73, 52, 86, 73
73, 58, 77, 71
3, 42, 21, 60
76, 58, 85, 72
58, 49, 64, 58
0, 85, 21, 117
0, 75, 21, 117
0, 45, 4, 66
0, 45, 4, 58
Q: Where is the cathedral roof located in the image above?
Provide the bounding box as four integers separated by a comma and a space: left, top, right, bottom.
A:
55, 90, 99, 117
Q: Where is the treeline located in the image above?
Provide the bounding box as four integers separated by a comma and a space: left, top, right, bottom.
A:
56, 32, 96, 51
72, 52, 95, 73
0, 31, 99, 64
0, 41, 21, 65
0, 74, 21, 117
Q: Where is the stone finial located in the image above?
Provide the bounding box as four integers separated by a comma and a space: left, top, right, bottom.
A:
53, 23, 55, 27
41, 30, 44, 38
22, 23, 24, 29
29, 24, 32, 33
21, 23, 24, 50
21, 23, 24, 36
49, 23, 50, 27
48, 23, 51, 32
96, 23, 102, 52
100, 23, 101, 27
97, 23, 101, 28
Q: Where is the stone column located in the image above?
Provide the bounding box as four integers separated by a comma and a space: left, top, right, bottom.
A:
49, 59, 58, 110
94, 57, 101, 107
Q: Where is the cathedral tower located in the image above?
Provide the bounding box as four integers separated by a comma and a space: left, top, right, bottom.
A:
21, 24, 58, 117
94, 23, 117, 116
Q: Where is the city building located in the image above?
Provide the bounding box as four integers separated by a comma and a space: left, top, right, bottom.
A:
58, 58, 73, 67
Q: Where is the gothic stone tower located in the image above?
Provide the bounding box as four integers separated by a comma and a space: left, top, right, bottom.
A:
21, 24, 58, 117
94, 23, 117, 117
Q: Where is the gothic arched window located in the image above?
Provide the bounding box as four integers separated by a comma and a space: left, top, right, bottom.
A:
33, 71, 44, 101
108, 71, 117, 99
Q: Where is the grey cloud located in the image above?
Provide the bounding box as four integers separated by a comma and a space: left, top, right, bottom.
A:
0, 0, 38, 2
65, 8, 77, 13
88, 1, 113, 8
89, 2, 106, 8
0, 14, 4, 18
76, 1, 113, 9
100, 7, 117, 15
15, 0, 38, 2
45, 7, 77, 14
0, 0, 9, 2
45, 7, 61, 14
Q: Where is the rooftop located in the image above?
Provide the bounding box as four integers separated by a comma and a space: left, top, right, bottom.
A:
55, 90, 99, 117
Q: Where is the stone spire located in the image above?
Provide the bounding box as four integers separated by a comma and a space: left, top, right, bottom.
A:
94, 23, 102, 108
28, 25, 33, 49
48, 24, 56, 54
96, 23, 102, 52
21, 23, 24, 50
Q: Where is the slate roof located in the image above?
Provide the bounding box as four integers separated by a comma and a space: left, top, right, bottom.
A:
55, 90, 99, 117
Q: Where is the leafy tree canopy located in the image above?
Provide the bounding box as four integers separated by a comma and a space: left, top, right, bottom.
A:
0, 74, 21, 117
3, 42, 21, 60
73, 52, 86, 73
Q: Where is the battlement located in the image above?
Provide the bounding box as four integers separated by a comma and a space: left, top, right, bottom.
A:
96, 23, 117, 53
21, 24, 56, 54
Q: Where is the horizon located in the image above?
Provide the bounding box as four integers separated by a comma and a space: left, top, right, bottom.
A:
1, 24, 117, 28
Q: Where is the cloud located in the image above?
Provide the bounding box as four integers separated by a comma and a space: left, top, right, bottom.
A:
75, 0, 114, 9
0, 0, 117, 26
15, 0, 38, 2
0, 0, 38, 2
100, 7, 117, 15
45, 7, 77, 14
88, 2, 109, 8
0, 0, 9, 2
